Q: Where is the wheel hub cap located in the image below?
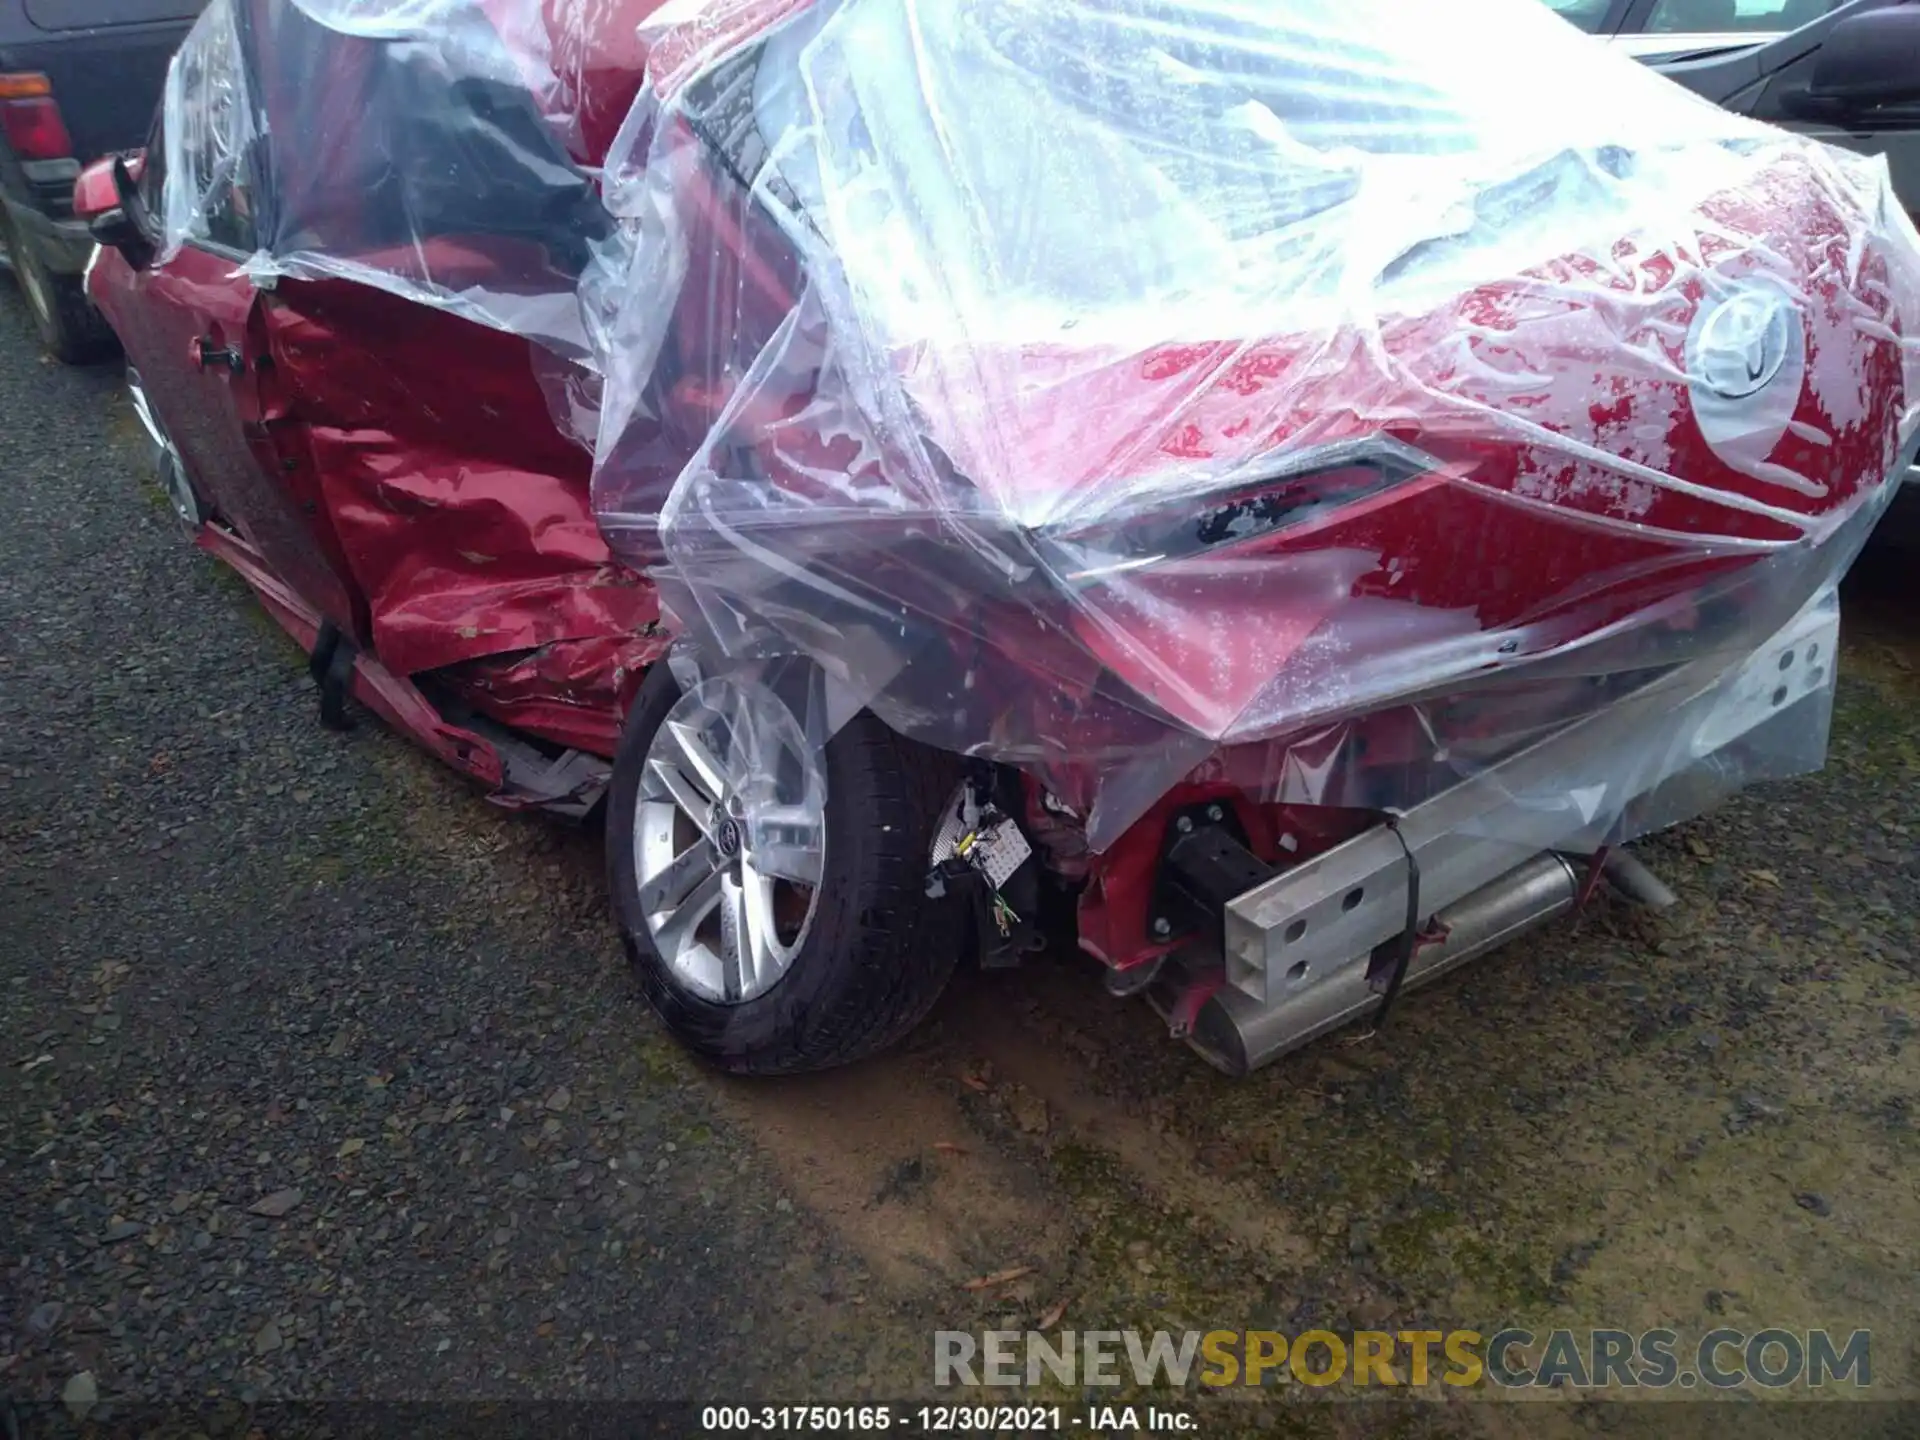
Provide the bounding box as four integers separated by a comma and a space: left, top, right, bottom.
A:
633, 676, 828, 1005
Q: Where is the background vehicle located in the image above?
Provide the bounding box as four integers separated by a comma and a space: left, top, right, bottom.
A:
1647, 1, 1920, 205
74, 0, 1920, 1078
0, 0, 201, 361
1546, 0, 1852, 59
1542, 0, 1917, 195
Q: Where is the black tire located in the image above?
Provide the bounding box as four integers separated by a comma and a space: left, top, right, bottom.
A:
2, 210, 118, 365
607, 660, 966, 1076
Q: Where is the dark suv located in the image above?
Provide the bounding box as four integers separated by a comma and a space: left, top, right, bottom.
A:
0, 0, 201, 361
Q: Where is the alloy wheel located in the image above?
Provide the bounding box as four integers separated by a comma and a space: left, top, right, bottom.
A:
127, 367, 204, 527
633, 675, 827, 1004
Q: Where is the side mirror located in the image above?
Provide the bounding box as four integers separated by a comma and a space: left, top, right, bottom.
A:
72, 151, 156, 270
71, 154, 123, 222
1802, 6, 1920, 114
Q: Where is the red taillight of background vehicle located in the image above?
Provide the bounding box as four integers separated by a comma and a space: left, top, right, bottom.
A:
0, 73, 73, 162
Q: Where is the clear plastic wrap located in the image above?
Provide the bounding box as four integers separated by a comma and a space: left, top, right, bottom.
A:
155, 0, 632, 355
586, 0, 1920, 850
152, 0, 1920, 858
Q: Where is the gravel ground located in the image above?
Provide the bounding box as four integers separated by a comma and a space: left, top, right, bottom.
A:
0, 295, 877, 1404
3, 278, 1919, 1435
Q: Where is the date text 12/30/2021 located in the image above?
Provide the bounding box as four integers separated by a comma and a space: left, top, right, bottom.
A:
699, 1405, 1196, 1433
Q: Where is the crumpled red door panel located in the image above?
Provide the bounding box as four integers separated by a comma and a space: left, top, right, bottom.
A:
259, 276, 662, 683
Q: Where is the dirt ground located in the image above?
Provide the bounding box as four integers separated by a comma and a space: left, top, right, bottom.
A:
687, 561, 1920, 1435
4, 282, 1919, 1436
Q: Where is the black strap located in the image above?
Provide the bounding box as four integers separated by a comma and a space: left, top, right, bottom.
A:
1368, 815, 1423, 1032
308, 620, 356, 732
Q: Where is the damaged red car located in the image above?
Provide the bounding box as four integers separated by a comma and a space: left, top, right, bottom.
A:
76, 0, 1920, 1075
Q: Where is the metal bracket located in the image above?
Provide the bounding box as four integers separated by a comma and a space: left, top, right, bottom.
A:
1223, 595, 1839, 1003
1152, 802, 1275, 945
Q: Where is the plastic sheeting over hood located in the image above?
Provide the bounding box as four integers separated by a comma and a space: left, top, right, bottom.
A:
157, 0, 1920, 849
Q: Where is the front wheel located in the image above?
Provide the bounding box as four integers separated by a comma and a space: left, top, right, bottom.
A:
607, 660, 965, 1075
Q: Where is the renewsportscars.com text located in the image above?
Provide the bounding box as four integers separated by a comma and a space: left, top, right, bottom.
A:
934, 1327, 1872, 1391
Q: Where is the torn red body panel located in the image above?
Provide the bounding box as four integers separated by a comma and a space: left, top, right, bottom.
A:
260, 277, 661, 684
197, 521, 508, 793
89, 239, 665, 805
434, 633, 666, 757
